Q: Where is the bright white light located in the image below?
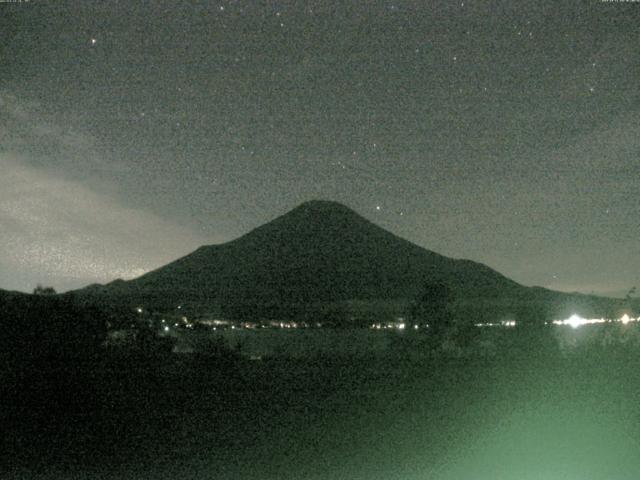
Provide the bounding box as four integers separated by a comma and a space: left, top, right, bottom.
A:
135, 307, 143, 314
553, 314, 607, 328
414, 325, 419, 330
163, 326, 169, 332
397, 323, 406, 330
621, 314, 631, 325
567, 314, 586, 329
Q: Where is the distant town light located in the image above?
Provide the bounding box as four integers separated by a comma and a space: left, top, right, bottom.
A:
135, 307, 143, 314
621, 314, 631, 325
568, 314, 586, 329
163, 326, 169, 332
552, 314, 608, 328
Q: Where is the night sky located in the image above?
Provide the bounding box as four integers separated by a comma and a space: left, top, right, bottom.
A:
1, 0, 638, 296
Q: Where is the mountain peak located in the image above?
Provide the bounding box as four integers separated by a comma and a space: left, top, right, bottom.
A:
256, 200, 372, 239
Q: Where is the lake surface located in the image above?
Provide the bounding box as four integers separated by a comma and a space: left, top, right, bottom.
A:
5, 325, 640, 480
175, 328, 397, 357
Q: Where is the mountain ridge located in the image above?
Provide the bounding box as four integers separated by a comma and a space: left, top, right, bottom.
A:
72, 200, 624, 323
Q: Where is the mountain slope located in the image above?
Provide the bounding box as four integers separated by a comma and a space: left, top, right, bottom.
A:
75, 201, 622, 322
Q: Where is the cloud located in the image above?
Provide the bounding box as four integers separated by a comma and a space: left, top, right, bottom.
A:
0, 155, 214, 292
0, 94, 217, 292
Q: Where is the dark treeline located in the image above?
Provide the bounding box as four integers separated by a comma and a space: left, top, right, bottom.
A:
0, 292, 110, 360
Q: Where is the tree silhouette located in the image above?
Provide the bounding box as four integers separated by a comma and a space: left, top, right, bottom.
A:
409, 282, 454, 336
33, 284, 57, 296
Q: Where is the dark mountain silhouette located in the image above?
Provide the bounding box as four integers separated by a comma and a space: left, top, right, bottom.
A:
73, 200, 623, 323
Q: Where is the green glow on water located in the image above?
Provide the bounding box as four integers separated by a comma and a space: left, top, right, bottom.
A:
433, 406, 639, 480
11, 336, 640, 480
257, 355, 640, 480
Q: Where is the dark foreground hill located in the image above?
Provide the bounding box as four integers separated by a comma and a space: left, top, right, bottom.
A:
0, 289, 110, 360
74, 200, 625, 324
